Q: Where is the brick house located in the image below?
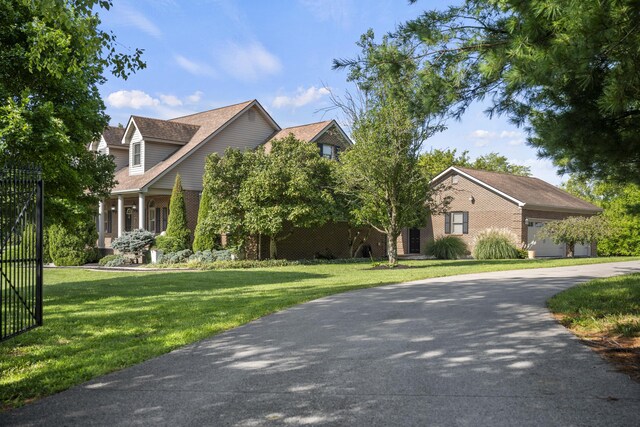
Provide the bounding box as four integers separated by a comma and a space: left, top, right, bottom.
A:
397, 166, 603, 257
90, 99, 386, 259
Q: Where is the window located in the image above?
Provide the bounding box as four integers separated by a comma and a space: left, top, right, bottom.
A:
162, 207, 168, 231
317, 143, 333, 159
105, 210, 112, 234
148, 201, 156, 232
125, 207, 133, 231
445, 211, 468, 234
133, 142, 141, 166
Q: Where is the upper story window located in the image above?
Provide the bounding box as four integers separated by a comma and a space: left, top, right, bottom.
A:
133, 142, 141, 166
318, 143, 340, 160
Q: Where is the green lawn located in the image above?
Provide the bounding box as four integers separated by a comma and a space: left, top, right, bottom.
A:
548, 273, 640, 337
1, 256, 638, 409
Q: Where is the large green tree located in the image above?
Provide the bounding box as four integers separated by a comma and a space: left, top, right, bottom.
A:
0, 0, 144, 224
419, 149, 531, 180
563, 175, 640, 256
240, 135, 337, 259
334, 32, 450, 266
364, 0, 640, 184
195, 149, 254, 255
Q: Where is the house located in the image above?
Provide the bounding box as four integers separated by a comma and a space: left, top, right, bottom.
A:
91, 99, 386, 259
397, 166, 603, 257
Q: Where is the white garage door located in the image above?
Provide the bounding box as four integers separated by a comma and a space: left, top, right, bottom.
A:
574, 243, 592, 257
527, 221, 565, 257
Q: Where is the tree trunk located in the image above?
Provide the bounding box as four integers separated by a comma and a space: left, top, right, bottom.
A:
387, 232, 398, 266
269, 236, 277, 259
567, 242, 575, 258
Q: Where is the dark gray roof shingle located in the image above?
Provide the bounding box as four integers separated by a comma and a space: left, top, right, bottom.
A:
131, 116, 200, 144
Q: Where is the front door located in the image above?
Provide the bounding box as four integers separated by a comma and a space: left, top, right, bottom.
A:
409, 228, 421, 254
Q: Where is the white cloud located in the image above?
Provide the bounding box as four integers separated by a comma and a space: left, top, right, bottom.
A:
186, 91, 204, 104
470, 129, 495, 139
217, 41, 282, 81
117, 5, 162, 39
175, 55, 217, 77
500, 130, 521, 138
300, 0, 352, 26
272, 86, 330, 109
107, 90, 160, 109
159, 94, 182, 107
507, 138, 525, 146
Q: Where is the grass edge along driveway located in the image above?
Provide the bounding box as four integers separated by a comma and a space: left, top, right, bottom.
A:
1, 256, 639, 410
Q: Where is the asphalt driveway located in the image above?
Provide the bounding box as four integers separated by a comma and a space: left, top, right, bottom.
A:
2, 261, 640, 426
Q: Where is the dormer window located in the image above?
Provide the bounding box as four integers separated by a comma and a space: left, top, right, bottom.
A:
133, 142, 141, 166
318, 143, 339, 160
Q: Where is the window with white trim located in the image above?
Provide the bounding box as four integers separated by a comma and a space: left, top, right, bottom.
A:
148, 200, 156, 232
133, 142, 141, 166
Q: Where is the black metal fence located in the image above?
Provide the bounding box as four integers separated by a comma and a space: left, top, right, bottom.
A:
0, 166, 43, 342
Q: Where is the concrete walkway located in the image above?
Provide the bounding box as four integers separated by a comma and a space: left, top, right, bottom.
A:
3, 261, 640, 426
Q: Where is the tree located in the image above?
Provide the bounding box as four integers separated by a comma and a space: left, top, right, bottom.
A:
192, 171, 219, 252
240, 135, 337, 259
375, 1, 640, 184
419, 149, 530, 180
196, 149, 253, 255
333, 32, 451, 266
418, 148, 470, 180
563, 175, 640, 256
0, 0, 144, 225
162, 174, 190, 251
537, 216, 611, 258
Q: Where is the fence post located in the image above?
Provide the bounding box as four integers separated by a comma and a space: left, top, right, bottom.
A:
35, 175, 43, 326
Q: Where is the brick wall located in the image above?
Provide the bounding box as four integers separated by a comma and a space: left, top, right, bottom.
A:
183, 190, 200, 236
258, 222, 387, 260
428, 173, 522, 252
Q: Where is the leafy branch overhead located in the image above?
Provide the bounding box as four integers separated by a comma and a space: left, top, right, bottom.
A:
343, 1, 640, 184
0, 0, 145, 226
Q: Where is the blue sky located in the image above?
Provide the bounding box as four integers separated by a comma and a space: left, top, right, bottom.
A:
98, 0, 563, 184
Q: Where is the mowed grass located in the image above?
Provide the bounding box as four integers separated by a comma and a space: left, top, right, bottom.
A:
1, 256, 638, 409
548, 273, 640, 337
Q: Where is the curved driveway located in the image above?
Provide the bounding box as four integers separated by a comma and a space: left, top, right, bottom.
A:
3, 261, 640, 426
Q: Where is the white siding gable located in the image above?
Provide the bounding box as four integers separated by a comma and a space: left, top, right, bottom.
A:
128, 125, 144, 176
152, 106, 276, 191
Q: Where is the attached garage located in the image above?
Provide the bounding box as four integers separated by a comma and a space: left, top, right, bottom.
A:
424, 167, 603, 258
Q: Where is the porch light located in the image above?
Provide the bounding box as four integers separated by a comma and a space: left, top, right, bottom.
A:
110, 205, 116, 211
469, 196, 475, 204
132, 204, 137, 210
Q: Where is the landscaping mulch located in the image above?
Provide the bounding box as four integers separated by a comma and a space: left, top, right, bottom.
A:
552, 314, 640, 383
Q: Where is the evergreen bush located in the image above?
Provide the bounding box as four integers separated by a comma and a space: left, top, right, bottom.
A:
192, 179, 220, 252
165, 174, 191, 251
98, 254, 126, 267
111, 229, 155, 261
424, 235, 468, 259
473, 228, 520, 260
48, 224, 93, 266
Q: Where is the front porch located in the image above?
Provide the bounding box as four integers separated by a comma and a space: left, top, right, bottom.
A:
98, 190, 172, 249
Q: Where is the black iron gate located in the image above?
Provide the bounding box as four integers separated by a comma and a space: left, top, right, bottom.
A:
0, 166, 43, 341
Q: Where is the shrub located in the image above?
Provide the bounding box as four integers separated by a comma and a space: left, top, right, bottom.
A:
154, 235, 183, 253
112, 229, 155, 261
424, 235, 468, 260
159, 249, 193, 264
99, 254, 126, 267
165, 174, 191, 251
186, 249, 234, 265
473, 228, 520, 260
47, 224, 95, 266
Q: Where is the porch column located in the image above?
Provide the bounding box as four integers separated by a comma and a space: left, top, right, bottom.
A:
138, 192, 146, 230
117, 195, 124, 237
98, 201, 105, 248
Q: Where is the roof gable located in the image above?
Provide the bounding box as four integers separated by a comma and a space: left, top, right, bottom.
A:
433, 166, 602, 213
102, 126, 126, 148
130, 116, 199, 144
112, 100, 275, 193
268, 120, 351, 146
